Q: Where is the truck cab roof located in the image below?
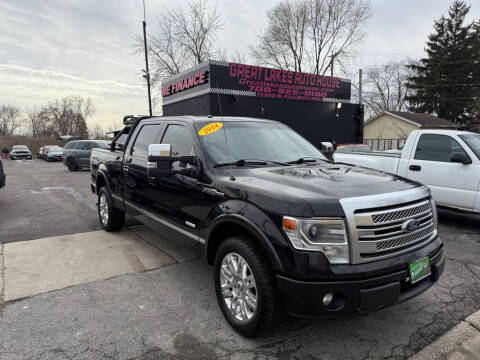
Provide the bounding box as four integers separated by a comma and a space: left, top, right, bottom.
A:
138, 115, 278, 125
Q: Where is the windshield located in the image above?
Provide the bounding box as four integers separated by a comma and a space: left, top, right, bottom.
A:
47, 146, 62, 152
13, 146, 28, 150
196, 121, 325, 165
460, 134, 480, 160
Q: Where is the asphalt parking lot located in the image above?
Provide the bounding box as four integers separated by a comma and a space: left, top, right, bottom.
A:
0, 159, 479, 359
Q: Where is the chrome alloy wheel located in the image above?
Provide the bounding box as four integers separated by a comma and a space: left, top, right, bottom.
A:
99, 193, 109, 226
220, 252, 257, 322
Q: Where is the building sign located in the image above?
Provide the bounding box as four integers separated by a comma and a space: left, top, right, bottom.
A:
227, 63, 343, 102
161, 60, 351, 105
162, 70, 208, 97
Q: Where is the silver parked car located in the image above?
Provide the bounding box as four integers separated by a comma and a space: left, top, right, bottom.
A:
62, 140, 110, 171
10, 145, 32, 160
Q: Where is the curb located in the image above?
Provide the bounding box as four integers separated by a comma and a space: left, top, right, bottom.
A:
409, 310, 480, 360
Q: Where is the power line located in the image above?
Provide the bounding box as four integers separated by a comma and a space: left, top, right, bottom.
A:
361, 51, 425, 57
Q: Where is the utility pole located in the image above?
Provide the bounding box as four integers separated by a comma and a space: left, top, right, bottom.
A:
359, 69, 363, 105
330, 52, 334, 77
142, 0, 152, 116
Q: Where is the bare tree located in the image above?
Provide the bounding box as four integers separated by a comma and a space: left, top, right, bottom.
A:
169, 0, 223, 64
26, 96, 94, 138
89, 123, 105, 140
216, 48, 248, 64
251, 0, 370, 75
147, 15, 189, 84
27, 107, 51, 136
0, 104, 22, 136
141, 0, 223, 83
353, 61, 413, 119
251, 1, 309, 72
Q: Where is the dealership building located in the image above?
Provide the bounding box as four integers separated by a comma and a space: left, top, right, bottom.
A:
161, 60, 363, 148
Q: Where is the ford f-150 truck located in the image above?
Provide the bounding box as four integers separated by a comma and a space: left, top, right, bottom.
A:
335, 129, 480, 214
91, 115, 444, 337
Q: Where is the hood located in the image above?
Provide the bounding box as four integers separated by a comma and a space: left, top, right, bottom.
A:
215, 162, 419, 217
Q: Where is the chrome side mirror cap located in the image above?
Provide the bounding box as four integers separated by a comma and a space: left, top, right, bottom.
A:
148, 144, 171, 158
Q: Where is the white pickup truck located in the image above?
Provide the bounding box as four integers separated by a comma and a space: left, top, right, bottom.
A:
334, 129, 480, 214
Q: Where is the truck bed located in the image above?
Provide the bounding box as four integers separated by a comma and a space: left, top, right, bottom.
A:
334, 151, 401, 174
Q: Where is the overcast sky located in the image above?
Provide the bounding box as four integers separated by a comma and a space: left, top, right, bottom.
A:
1, 0, 479, 131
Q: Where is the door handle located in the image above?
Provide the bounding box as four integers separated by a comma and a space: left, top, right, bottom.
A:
409, 165, 421, 171
123, 165, 129, 172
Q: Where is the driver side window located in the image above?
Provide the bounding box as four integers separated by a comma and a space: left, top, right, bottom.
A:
161, 124, 196, 157
414, 134, 467, 162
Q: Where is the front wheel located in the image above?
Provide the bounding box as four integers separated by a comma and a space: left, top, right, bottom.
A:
66, 158, 78, 171
98, 187, 125, 231
214, 236, 280, 337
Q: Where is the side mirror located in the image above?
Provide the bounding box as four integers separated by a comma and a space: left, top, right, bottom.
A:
147, 144, 198, 177
451, 152, 472, 165
321, 142, 334, 161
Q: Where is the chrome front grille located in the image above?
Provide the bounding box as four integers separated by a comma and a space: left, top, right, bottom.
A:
339, 187, 438, 264
371, 202, 431, 224
355, 199, 435, 257
376, 224, 434, 251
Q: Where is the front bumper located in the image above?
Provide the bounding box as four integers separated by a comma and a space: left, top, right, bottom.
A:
277, 236, 444, 317
11, 153, 32, 159
47, 155, 63, 161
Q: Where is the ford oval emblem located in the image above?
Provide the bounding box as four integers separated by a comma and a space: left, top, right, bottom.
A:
402, 219, 421, 233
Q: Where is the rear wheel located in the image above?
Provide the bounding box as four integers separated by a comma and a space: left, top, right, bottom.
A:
98, 187, 125, 231
214, 236, 280, 337
66, 158, 78, 171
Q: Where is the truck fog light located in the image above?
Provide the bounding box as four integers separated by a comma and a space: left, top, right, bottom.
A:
323, 292, 334, 306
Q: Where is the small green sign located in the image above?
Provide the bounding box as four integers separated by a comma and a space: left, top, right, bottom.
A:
409, 257, 431, 284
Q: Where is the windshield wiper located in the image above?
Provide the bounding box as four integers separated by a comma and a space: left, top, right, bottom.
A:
213, 159, 289, 168
286, 157, 331, 164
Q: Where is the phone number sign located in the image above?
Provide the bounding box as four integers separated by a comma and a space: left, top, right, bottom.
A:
219, 62, 351, 102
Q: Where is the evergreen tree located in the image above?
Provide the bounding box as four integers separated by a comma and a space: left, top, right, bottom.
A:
406, 0, 476, 128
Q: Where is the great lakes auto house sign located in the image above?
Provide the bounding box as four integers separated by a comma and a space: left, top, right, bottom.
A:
161, 60, 351, 105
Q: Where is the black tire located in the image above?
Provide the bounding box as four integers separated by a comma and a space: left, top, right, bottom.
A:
214, 236, 280, 337
66, 157, 78, 171
97, 187, 125, 231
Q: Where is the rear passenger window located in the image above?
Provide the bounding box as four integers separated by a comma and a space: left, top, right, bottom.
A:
76, 142, 91, 150
414, 134, 467, 162
131, 125, 162, 159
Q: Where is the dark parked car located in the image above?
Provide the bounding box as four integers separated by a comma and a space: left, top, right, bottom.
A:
10, 145, 32, 160
0, 157, 5, 189
62, 140, 110, 171
90, 116, 444, 337
44, 145, 63, 162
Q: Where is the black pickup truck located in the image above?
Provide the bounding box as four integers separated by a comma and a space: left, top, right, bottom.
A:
91, 115, 445, 337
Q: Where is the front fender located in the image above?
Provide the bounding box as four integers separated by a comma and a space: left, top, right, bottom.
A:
204, 200, 289, 272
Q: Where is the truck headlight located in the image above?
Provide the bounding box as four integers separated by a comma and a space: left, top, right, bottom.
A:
283, 217, 349, 264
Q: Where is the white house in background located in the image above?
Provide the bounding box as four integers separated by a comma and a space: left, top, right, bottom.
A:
363, 111, 458, 150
